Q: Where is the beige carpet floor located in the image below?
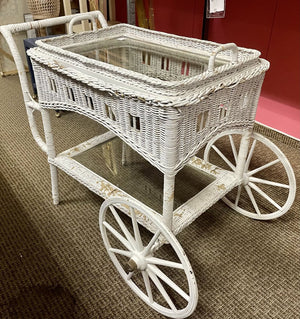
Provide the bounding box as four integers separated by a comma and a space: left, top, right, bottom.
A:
0, 74, 299, 319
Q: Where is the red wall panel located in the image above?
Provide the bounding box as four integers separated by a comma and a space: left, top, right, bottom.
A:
114, 0, 299, 136
263, 0, 300, 106
115, 0, 205, 38
205, 0, 277, 56
115, 0, 127, 23
205, 0, 300, 107
152, 0, 204, 38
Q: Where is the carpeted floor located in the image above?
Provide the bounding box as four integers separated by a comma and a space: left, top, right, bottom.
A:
0, 74, 299, 319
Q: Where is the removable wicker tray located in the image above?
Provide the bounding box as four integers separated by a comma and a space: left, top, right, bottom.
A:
28, 24, 269, 174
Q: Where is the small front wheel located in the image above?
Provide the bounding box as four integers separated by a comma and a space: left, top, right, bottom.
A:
99, 198, 198, 318
204, 130, 296, 220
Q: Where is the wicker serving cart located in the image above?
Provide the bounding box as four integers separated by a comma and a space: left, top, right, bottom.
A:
1, 11, 296, 318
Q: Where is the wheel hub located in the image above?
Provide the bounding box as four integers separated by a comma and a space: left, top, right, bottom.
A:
242, 172, 249, 186
128, 253, 147, 271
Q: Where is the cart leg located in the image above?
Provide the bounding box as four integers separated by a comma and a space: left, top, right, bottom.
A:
162, 174, 176, 231
235, 130, 252, 181
41, 109, 59, 205
49, 163, 59, 205
121, 141, 129, 166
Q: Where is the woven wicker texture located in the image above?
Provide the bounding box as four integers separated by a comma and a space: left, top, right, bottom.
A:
26, 0, 60, 20
28, 25, 269, 175
1, 74, 299, 319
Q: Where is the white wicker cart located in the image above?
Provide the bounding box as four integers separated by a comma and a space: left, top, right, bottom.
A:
1, 12, 296, 319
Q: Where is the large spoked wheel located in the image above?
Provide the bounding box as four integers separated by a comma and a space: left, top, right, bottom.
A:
99, 198, 198, 318
204, 130, 296, 220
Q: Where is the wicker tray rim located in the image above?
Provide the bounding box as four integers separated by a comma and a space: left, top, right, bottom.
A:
34, 24, 262, 87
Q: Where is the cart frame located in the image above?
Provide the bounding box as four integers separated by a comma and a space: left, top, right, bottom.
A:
1, 11, 296, 319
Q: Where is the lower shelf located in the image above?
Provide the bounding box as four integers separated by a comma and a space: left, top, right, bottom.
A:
51, 135, 238, 236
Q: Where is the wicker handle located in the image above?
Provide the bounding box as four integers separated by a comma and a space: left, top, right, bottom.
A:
68, 12, 107, 34
208, 43, 238, 72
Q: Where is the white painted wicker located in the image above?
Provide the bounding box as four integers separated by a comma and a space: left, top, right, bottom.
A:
28, 24, 269, 175
1, 13, 296, 319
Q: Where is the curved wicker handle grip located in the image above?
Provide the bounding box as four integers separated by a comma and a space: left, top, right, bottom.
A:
68, 12, 108, 34
208, 43, 238, 72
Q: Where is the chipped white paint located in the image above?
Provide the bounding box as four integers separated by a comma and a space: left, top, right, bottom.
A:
58, 131, 116, 158
0, 12, 296, 319
172, 166, 237, 236
188, 156, 220, 176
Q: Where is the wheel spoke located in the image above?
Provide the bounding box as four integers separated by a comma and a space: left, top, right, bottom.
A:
146, 257, 184, 270
148, 264, 189, 302
142, 270, 153, 304
109, 248, 133, 258
148, 269, 177, 310
126, 271, 134, 280
205, 131, 296, 220
235, 185, 242, 207
143, 230, 161, 256
130, 207, 143, 251
244, 139, 257, 172
248, 159, 280, 177
244, 185, 261, 215
110, 206, 136, 248
100, 199, 199, 317
229, 135, 238, 164
249, 182, 281, 210
103, 221, 133, 251
212, 145, 236, 171
249, 177, 290, 189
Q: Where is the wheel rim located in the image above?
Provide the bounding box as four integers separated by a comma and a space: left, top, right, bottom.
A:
204, 130, 296, 220
99, 198, 198, 318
